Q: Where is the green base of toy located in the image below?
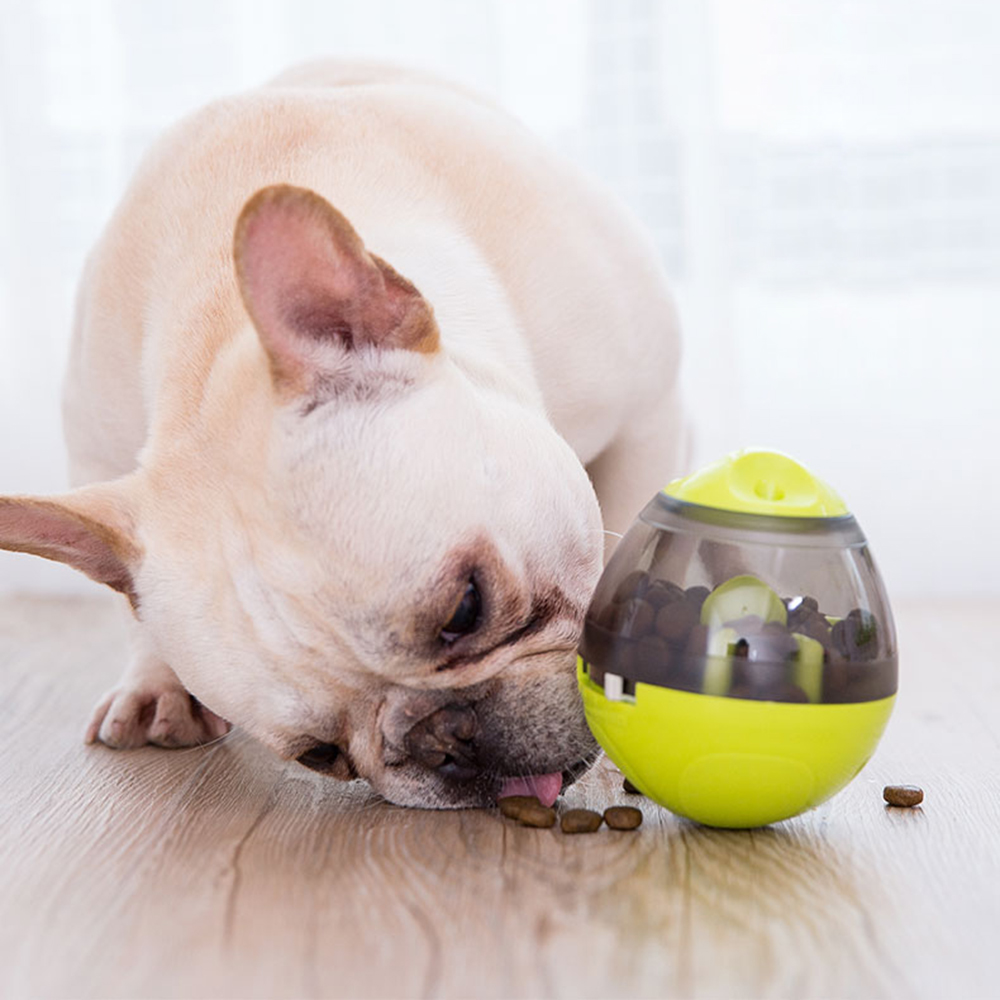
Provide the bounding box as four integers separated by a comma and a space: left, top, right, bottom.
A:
578, 658, 895, 829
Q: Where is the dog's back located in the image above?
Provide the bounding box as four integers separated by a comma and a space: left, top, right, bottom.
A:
63, 59, 678, 487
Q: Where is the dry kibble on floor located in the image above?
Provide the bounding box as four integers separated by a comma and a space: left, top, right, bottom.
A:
883, 784, 924, 807
622, 777, 641, 794
561, 809, 603, 834
516, 803, 557, 828
498, 795, 541, 820
603, 806, 643, 830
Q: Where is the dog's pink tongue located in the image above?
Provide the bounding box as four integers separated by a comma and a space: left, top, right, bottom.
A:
498, 772, 564, 808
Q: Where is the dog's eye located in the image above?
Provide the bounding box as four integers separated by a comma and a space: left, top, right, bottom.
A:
440, 579, 481, 642
296, 743, 342, 772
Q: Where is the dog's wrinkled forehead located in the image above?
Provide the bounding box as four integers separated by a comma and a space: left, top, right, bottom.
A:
262, 365, 603, 669
273, 366, 599, 581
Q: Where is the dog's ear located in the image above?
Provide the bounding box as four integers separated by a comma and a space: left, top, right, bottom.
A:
0, 480, 141, 608
233, 184, 439, 392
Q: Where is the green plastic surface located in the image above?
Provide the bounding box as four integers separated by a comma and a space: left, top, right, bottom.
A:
664, 449, 849, 518
578, 658, 895, 828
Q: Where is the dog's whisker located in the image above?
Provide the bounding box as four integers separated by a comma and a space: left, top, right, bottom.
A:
586, 527, 623, 538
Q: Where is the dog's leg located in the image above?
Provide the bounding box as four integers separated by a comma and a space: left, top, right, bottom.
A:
84, 601, 230, 749
63, 425, 228, 749
586, 392, 689, 559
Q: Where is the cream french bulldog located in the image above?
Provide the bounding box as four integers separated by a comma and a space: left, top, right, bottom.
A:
0, 61, 683, 808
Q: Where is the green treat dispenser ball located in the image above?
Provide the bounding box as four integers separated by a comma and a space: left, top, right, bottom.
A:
577, 450, 898, 828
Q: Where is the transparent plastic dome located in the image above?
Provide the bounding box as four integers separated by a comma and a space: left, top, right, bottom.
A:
579, 493, 898, 706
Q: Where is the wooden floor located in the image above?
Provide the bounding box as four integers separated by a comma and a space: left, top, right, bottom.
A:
0, 594, 997, 1000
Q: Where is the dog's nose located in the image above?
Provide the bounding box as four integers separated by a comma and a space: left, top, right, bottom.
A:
403, 703, 479, 780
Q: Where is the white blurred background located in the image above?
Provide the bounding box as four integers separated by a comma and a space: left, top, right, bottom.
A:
1, 0, 998, 598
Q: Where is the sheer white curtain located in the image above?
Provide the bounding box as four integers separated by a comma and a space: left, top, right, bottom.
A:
1, 0, 998, 597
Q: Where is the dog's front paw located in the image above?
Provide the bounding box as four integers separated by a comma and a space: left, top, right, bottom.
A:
85, 671, 231, 749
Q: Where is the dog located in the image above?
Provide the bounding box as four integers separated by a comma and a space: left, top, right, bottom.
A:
0, 60, 684, 808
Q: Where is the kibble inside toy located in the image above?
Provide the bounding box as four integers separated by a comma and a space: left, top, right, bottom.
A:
577, 449, 898, 828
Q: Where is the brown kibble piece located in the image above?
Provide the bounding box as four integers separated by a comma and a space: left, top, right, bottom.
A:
613, 570, 649, 603
617, 597, 655, 637
683, 623, 709, 658
787, 595, 819, 616
684, 585, 710, 609
517, 803, 557, 827
645, 580, 684, 608
830, 619, 851, 657
498, 795, 540, 819
832, 611, 879, 662
604, 806, 643, 830
793, 611, 832, 646
622, 777, 642, 794
561, 808, 603, 833
499, 795, 557, 829
883, 784, 923, 807
655, 599, 698, 642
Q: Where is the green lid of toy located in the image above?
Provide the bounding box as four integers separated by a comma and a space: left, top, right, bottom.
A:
663, 449, 848, 518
